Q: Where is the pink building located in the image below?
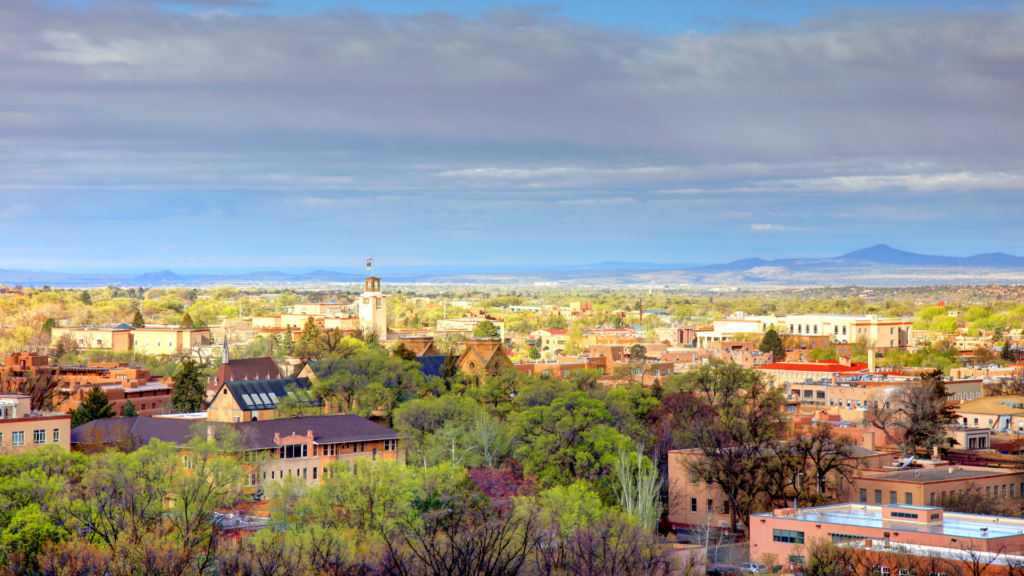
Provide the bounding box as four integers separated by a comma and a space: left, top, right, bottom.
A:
752, 503, 1024, 570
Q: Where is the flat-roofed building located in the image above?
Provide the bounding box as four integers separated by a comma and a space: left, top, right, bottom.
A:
848, 465, 1024, 507
50, 324, 210, 353
751, 503, 1024, 570
0, 395, 72, 451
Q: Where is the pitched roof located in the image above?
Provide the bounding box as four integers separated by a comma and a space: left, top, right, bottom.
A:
416, 355, 447, 379
221, 357, 281, 381
71, 414, 397, 449
957, 396, 1024, 415
222, 378, 318, 411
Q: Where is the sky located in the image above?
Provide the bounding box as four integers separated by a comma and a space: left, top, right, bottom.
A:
1, 0, 1023, 271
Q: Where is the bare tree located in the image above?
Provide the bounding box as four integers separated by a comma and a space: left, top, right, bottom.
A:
866, 373, 957, 457
0, 367, 66, 411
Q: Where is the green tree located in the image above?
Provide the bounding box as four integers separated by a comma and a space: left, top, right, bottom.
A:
40, 317, 56, 335
0, 503, 63, 569
79, 291, 92, 305
528, 347, 541, 360
392, 342, 417, 362
131, 310, 145, 328
439, 350, 461, 391
1002, 341, 1016, 363
301, 316, 320, 342
808, 347, 838, 361
70, 384, 116, 427
759, 328, 786, 362
513, 391, 632, 490
472, 320, 500, 339
122, 398, 138, 417
180, 312, 194, 329
170, 358, 205, 413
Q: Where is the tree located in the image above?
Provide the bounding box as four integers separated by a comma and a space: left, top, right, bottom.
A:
0, 368, 65, 411
612, 446, 662, 532
1002, 341, 1017, 362
439, 350, 460, 391
759, 328, 786, 362
528, 347, 541, 360
79, 291, 92, 305
672, 363, 788, 534
40, 317, 56, 335
180, 312, 194, 329
71, 385, 116, 427
300, 316, 320, 342
866, 373, 958, 457
392, 342, 417, 362
473, 320, 500, 339
122, 398, 138, 417
170, 358, 205, 413
512, 391, 633, 488
131, 310, 145, 328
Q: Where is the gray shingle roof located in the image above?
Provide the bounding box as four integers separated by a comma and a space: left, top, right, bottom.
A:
71, 414, 398, 450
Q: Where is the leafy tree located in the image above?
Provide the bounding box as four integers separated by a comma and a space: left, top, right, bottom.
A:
512, 391, 632, 492
40, 317, 56, 335
170, 358, 205, 413
122, 399, 138, 417
758, 328, 786, 362
528, 347, 541, 360
70, 385, 116, 427
473, 320, 500, 339
131, 310, 145, 328
179, 312, 194, 329
392, 342, 417, 362
439, 350, 461, 391
79, 291, 92, 305
808, 347, 838, 361
0, 503, 64, 570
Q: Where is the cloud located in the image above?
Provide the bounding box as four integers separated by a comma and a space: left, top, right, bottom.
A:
1, 2, 1024, 265
749, 224, 805, 231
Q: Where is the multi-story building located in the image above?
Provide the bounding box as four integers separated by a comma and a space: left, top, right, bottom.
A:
756, 360, 871, 388
437, 317, 506, 340
58, 363, 175, 417
0, 395, 72, 451
751, 503, 1024, 571
847, 465, 1024, 507
50, 324, 211, 354
207, 377, 317, 422
69, 414, 402, 486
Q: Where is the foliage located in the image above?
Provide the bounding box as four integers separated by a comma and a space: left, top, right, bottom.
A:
40, 317, 55, 335
70, 384, 116, 427
612, 446, 661, 531
122, 398, 138, 417
130, 310, 145, 328
392, 342, 417, 362
179, 312, 194, 328
473, 320, 500, 339
170, 358, 206, 413
758, 328, 786, 362
866, 373, 958, 457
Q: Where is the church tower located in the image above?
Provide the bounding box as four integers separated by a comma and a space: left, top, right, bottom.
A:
359, 276, 388, 339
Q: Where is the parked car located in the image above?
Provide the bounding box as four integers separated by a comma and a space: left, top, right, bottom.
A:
708, 566, 743, 576
739, 563, 767, 574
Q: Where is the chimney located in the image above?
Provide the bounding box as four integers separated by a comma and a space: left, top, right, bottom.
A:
868, 348, 876, 373
932, 444, 939, 459
307, 430, 314, 439
274, 432, 280, 444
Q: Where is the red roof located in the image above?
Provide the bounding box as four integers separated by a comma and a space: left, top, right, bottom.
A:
758, 361, 868, 373
537, 329, 568, 335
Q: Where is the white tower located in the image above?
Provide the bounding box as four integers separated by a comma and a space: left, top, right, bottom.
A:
359, 276, 388, 339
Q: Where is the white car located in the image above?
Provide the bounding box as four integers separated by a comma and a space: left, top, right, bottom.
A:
739, 563, 767, 574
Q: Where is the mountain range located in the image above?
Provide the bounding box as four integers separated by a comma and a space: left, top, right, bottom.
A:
1, 245, 1023, 287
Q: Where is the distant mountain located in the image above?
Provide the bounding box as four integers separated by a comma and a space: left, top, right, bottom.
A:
1, 245, 1023, 287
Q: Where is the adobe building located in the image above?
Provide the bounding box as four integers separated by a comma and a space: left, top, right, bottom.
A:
847, 465, 1024, 507
2, 352, 49, 372
50, 323, 211, 354
0, 395, 72, 451
59, 364, 174, 417
751, 503, 1024, 569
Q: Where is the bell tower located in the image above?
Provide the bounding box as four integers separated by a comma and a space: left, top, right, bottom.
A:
359, 276, 388, 339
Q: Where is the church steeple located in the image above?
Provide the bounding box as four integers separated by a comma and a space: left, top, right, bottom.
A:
222, 336, 229, 364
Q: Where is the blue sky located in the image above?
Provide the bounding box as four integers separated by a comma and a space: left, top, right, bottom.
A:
1, 0, 1023, 271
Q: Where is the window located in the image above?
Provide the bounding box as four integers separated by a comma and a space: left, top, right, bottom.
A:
789, 556, 806, 564
182, 455, 194, 470
1003, 485, 1007, 499
987, 486, 991, 497
33, 429, 45, 444
157, 339, 161, 347
899, 570, 910, 576
691, 498, 697, 513
773, 529, 805, 544
890, 491, 897, 504
905, 492, 913, 505
723, 500, 731, 514
878, 567, 891, 576
313, 445, 318, 456
53, 429, 60, 444
134, 338, 138, 346
707, 499, 714, 514
860, 489, 867, 503
303, 468, 307, 479
831, 533, 869, 543
874, 490, 882, 504
891, 512, 918, 519
1012, 484, 1016, 498
313, 467, 317, 480
930, 492, 935, 505
12, 431, 24, 447
360, 442, 365, 452
280, 444, 308, 459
